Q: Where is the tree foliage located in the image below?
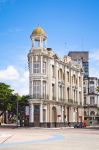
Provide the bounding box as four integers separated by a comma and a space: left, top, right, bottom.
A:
0, 82, 30, 122
0, 82, 14, 114
96, 86, 99, 92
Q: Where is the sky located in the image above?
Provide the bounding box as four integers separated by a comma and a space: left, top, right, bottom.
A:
0, 0, 99, 95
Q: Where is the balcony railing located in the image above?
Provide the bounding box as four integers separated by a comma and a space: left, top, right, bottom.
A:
31, 94, 49, 100
58, 98, 64, 102
84, 104, 98, 107
68, 99, 73, 103
52, 97, 56, 101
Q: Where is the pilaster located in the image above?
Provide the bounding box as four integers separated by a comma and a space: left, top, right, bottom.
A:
40, 103, 43, 123
55, 62, 58, 101
29, 103, 34, 123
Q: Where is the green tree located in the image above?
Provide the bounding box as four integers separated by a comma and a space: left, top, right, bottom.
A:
18, 95, 29, 117
96, 86, 99, 92
9, 94, 29, 122
0, 82, 14, 116
7, 94, 21, 122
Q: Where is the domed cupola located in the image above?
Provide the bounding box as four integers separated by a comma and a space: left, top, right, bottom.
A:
30, 25, 47, 48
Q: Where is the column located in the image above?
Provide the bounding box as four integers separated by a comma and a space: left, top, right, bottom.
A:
70, 69, 72, 100
32, 38, 34, 47
32, 56, 33, 74
64, 67, 67, 102
41, 56, 43, 98
44, 39, 47, 48
40, 103, 43, 123
55, 62, 58, 101
40, 37, 41, 47
29, 103, 34, 123
46, 107, 47, 122
77, 74, 79, 105
48, 60, 52, 100
41, 38, 43, 48
41, 80, 43, 99
41, 55, 43, 74
61, 106, 64, 122
32, 81, 33, 98
81, 74, 84, 105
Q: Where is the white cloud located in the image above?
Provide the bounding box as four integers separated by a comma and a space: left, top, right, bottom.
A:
0, 65, 29, 95
90, 49, 99, 61
0, 65, 19, 80
89, 49, 99, 78
89, 67, 99, 78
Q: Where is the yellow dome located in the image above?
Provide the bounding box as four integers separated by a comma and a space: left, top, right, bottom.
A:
32, 26, 46, 36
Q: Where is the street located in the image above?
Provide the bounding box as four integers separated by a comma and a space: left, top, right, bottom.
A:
0, 127, 99, 150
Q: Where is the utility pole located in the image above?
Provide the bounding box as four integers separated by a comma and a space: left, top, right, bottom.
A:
16, 100, 19, 127
15, 93, 19, 127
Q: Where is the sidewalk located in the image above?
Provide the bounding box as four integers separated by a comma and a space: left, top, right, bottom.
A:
0, 123, 17, 128
86, 125, 99, 129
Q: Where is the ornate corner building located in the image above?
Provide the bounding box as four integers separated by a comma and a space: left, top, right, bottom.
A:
27, 26, 84, 127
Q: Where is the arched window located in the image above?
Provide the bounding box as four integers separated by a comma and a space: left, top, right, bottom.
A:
58, 69, 63, 80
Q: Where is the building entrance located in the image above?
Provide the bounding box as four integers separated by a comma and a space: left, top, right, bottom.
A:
52, 106, 57, 127
34, 105, 40, 127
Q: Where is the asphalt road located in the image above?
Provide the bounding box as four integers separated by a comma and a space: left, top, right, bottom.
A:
0, 127, 99, 150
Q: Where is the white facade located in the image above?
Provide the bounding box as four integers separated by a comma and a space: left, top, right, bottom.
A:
28, 26, 84, 127
84, 77, 99, 125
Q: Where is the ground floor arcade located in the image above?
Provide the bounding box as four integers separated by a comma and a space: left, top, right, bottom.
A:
29, 100, 84, 127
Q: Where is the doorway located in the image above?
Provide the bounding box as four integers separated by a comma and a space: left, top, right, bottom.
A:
52, 106, 57, 127
34, 105, 40, 127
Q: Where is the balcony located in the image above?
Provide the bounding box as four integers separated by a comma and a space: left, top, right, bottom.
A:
58, 98, 64, 102
67, 99, 73, 106
84, 104, 98, 108
52, 97, 56, 101
65, 99, 80, 106
31, 94, 49, 100
88, 91, 97, 95
73, 101, 78, 105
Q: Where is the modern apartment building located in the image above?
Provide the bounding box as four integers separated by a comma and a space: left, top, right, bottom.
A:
28, 26, 84, 127
68, 51, 89, 78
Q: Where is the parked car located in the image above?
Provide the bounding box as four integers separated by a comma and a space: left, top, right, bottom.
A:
74, 122, 86, 128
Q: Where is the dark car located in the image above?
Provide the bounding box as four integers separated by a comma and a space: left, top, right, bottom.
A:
74, 122, 86, 128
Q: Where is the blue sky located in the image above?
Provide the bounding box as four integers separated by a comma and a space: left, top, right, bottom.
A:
0, 0, 99, 95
